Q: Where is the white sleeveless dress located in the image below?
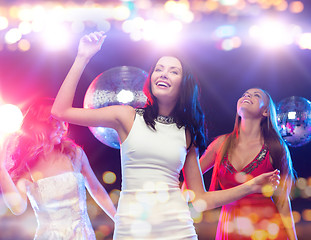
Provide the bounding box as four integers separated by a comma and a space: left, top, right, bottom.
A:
26, 171, 96, 240
114, 110, 197, 240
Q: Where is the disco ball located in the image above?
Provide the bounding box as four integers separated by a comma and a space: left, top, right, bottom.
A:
84, 66, 148, 149
276, 96, 311, 147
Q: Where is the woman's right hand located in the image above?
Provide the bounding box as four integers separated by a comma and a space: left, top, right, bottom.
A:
77, 31, 106, 60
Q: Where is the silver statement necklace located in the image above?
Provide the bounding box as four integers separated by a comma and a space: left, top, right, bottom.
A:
135, 108, 175, 124
155, 115, 175, 124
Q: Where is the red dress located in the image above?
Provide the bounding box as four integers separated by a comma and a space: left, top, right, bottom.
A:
212, 145, 289, 239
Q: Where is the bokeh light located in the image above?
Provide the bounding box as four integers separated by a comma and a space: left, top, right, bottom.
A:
18, 39, 31, 52
0, 104, 23, 134
192, 199, 207, 213
109, 189, 121, 205
289, 1, 304, 13
0, 1, 309, 51
41, 24, 72, 51
113, 5, 131, 21
236, 217, 254, 236
293, 211, 301, 223
249, 19, 295, 49
302, 209, 311, 221
296, 177, 308, 190
18, 21, 32, 35
102, 171, 116, 184
5, 28, 22, 44
95, 224, 113, 239
189, 204, 203, 223
0, 16, 9, 30
86, 200, 99, 219
298, 33, 311, 50
262, 184, 274, 197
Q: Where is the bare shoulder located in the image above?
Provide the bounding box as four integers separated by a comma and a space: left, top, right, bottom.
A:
199, 134, 227, 173
115, 105, 136, 126
75, 146, 85, 160
75, 146, 89, 169
19, 172, 32, 187
210, 134, 227, 149
114, 105, 136, 142
117, 105, 136, 117
203, 134, 227, 156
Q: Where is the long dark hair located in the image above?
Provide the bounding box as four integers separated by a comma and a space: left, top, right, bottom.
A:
8, 99, 78, 182
142, 55, 207, 155
210, 89, 296, 203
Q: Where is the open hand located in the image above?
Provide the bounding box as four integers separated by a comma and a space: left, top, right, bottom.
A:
77, 31, 106, 60
249, 169, 280, 195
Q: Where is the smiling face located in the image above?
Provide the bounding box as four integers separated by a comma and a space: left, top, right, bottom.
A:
150, 56, 183, 106
237, 88, 269, 119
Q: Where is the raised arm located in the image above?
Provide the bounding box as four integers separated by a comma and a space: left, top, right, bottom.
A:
51, 32, 134, 141
80, 148, 116, 221
0, 140, 27, 215
52, 32, 106, 125
183, 143, 280, 211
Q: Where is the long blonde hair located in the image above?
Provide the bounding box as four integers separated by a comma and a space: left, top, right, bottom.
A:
210, 89, 296, 204
8, 99, 79, 182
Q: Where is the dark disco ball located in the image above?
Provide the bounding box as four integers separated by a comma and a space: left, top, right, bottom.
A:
276, 96, 311, 147
84, 66, 147, 149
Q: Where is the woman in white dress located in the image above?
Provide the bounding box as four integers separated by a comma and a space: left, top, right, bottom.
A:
51, 31, 280, 240
0, 99, 116, 239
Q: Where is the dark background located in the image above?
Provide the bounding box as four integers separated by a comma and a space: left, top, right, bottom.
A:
0, 1, 310, 239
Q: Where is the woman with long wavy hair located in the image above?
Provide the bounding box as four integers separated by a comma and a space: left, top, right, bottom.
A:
0, 99, 116, 239
200, 88, 297, 239
51, 32, 280, 239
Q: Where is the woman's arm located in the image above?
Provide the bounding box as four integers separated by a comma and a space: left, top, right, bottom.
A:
80, 148, 116, 221
52, 32, 106, 125
183, 144, 280, 211
199, 135, 226, 174
51, 32, 134, 141
272, 174, 298, 240
274, 195, 297, 240
181, 136, 222, 192
0, 141, 27, 215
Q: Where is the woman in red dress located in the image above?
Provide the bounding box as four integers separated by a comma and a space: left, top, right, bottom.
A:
200, 88, 297, 240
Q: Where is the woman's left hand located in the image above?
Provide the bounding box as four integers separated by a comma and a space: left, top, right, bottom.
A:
248, 169, 280, 194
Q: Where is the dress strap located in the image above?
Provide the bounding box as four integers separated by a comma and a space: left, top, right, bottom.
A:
71, 147, 83, 173
25, 163, 36, 182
